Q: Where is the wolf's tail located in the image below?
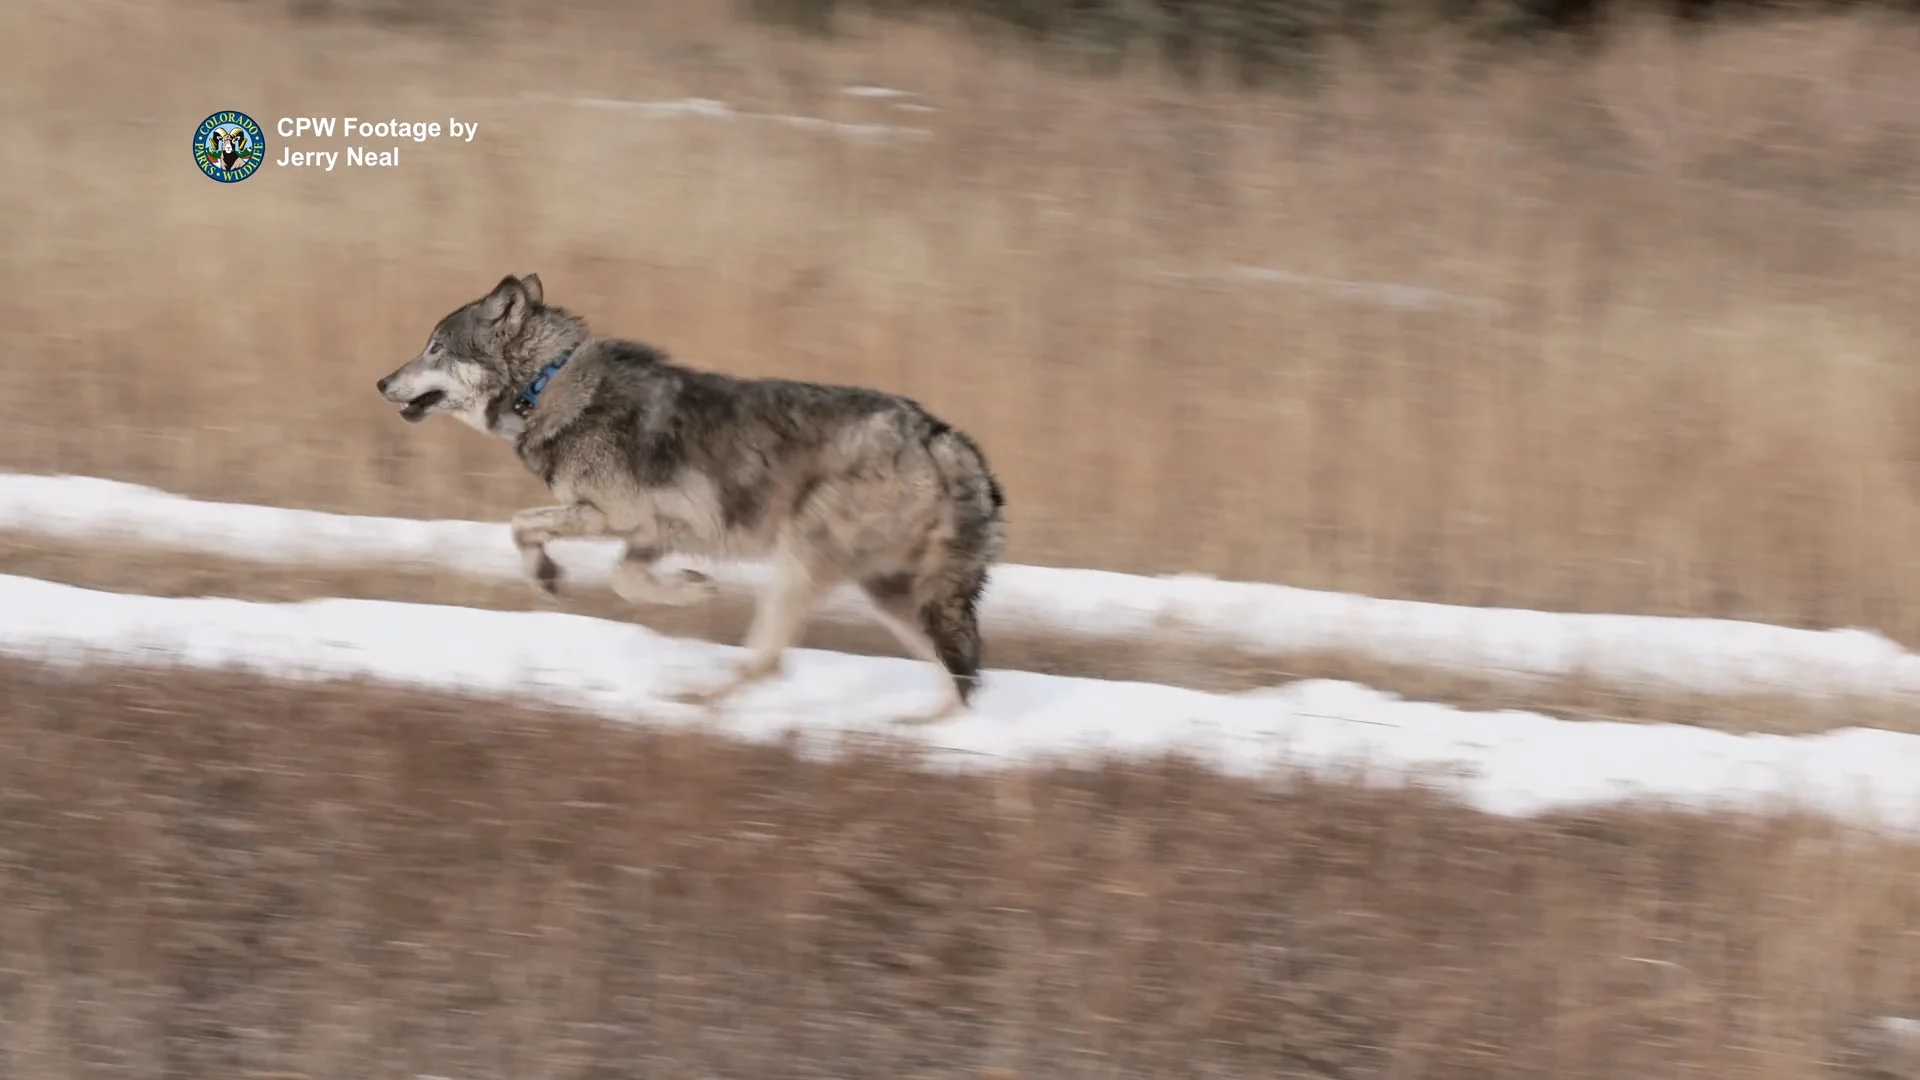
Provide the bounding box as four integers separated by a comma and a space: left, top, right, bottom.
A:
921, 424, 1005, 704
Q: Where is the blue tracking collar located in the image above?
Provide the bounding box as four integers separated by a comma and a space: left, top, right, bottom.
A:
512, 345, 577, 418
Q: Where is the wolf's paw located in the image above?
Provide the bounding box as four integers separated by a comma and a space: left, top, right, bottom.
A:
524, 551, 564, 599
889, 694, 966, 728
612, 563, 718, 608
665, 656, 779, 708
656, 568, 719, 607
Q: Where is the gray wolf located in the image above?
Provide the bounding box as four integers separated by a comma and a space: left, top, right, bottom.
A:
376, 274, 1006, 721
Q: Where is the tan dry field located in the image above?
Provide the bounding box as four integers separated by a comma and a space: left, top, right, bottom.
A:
8, 0, 1920, 644
1, 655, 1919, 1080
9, 5, 1920, 1074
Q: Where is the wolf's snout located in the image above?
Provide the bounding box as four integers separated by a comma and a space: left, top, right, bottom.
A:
376, 374, 392, 395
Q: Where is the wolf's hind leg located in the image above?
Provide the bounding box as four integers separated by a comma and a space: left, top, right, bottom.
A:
509, 503, 612, 597
610, 541, 718, 608
859, 573, 965, 725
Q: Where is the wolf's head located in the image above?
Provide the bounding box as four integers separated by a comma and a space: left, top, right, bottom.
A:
377, 273, 584, 432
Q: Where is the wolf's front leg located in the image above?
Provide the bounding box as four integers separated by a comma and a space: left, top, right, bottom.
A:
609, 540, 719, 608
510, 503, 612, 597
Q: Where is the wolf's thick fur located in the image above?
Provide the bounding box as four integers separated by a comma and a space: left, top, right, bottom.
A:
376, 274, 1006, 718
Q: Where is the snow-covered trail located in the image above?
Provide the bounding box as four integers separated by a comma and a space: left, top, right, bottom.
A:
0, 472, 1914, 699
2, 572, 1917, 832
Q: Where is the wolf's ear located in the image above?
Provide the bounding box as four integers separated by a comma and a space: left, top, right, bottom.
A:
481, 274, 534, 333
519, 273, 543, 306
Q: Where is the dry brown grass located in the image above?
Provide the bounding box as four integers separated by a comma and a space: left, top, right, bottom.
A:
7, 529, 1918, 736
2, 654, 1918, 1078
7, 1, 1920, 642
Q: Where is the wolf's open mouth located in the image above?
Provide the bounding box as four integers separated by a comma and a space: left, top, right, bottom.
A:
399, 390, 446, 423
